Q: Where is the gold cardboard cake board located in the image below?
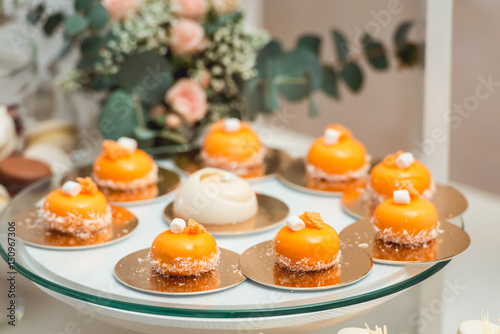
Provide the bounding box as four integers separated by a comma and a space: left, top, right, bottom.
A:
339, 218, 471, 265
239, 240, 373, 291
164, 194, 289, 235
174, 147, 291, 181
114, 248, 246, 296
14, 206, 138, 250
277, 158, 367, 196
63, 166, 180, 206
341, 184, 468, 221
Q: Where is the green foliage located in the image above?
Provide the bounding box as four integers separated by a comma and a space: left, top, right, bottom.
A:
88, 3, 109, 30
297, 35, 321, 56
116, 51, 174, 106
394, 21, 413, 48
321, 66, 338, 99
341, 62, 363, 92
64, 15, 88, 36
27, 4, 44, 25
362, 34, 388, 70
75, 0, 94, 15
98, 90, 137, 140
81, 36, 103, 56
332, 30, 349, 61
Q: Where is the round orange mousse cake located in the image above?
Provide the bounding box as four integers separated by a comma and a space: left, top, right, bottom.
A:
148, 219, 220, 277
274, 211, 341, 272
92, 137, 158, 191
306, 124, 369, 190
372, 182, 440, 245
369, 150, 434, 204
42, 177, 112, 235
201, 118, 265, 178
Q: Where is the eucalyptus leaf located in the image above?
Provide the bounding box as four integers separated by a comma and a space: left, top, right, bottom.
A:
396, 43, 419, 66
88, 3, 109, 30
297, 35, 321, 56
75, 0, 93, 15
77, 55, 104, 70
362, 34, 388, 70
309, 97, 319, 117
264, 58, 280, 110
256, 40, 283, 78
341, 62, 363, 92
44, 13, 64, 35
98, 90, 137, 140
394, 21, 412, 48
332, 30, 349, 61
275, 48, 322, 101
81, 36, 103, 56
321, 66, 338, 99
116, 51, 173, 106
64, 15, 88, 36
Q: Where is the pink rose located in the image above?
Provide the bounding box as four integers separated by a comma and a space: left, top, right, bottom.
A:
102, 0, 142, 20
165, 79, 208, 124
211, 0, 239, 15
169, 19, 206, 56
171, 0, 208, 20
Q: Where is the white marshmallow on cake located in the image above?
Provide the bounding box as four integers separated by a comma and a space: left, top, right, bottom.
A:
170, 218, 186, 233
286, 216, 305, 231
173, 168, 258, 225
393, 190, 411, 204
223, 118, 241, 132
117, 137, 137, 153
395, 152, 415, 169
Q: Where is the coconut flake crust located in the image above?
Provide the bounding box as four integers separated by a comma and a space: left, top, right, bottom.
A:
200, 147, 266, 177
42, 205, 112, 236
306, 155, 371, 182
274, 250, 341, 272
92, 163, 158, 191
148, 248, 221, 277
372, 219, 442, 246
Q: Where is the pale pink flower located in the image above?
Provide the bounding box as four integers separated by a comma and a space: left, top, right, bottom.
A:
169, 19, 206, 56
165, 79, 208, 124
171, 0, 209, 20
166, 113, 182, 129
211, 0, 239, 15
102, 0, 142, 20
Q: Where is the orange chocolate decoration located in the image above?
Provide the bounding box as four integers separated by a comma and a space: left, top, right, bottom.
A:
93, 140, 157, 191
307, 125, 367, 175
43, 177, 112, 235
370, 151, 433, 200
274, 211, 341, 272
373, 182, 439, 245
149, 219, 220, 277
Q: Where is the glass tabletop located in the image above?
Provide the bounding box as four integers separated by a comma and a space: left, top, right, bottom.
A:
0, 162, 451, 318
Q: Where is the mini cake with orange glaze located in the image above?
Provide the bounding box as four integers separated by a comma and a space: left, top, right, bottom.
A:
42, 177, 112, 235
201, 118, 265, 178
369, 151, 434, 204
306, 125, 370, 191
148, 219, 220, 277
372, 181, 440, 245
274, 211, 341, 272
92, 137, 158, 191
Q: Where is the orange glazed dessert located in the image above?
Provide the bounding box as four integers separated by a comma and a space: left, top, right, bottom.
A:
201, 118, 265, 178
372, 181, 440, 245
274, 211, 341, 272
92, 137, 158, 191
149, 219, 220, 277
42, 177, 112, 235
369, 150, 434, 204
306, 124, 369, 191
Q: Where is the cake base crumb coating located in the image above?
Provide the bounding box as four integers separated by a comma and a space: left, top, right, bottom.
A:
148, 248, 220, 277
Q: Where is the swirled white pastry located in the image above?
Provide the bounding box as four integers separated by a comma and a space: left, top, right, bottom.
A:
173, 168, 258, 225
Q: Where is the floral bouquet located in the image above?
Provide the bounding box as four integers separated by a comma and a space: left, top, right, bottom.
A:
30, 0, 267, 148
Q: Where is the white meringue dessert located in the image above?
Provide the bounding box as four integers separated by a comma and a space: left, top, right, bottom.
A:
173, 168, 258, 225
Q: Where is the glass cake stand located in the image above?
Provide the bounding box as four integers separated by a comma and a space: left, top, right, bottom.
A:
0, 160, 458, 333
